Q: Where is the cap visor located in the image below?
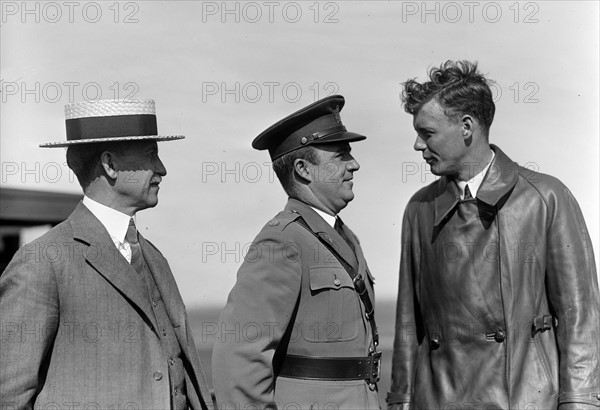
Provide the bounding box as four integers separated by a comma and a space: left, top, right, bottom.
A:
310, 131, 366, 145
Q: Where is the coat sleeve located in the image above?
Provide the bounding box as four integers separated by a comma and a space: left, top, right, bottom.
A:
542, 181, 600, 407
211, 225, 302, 410
0, 241, 60, 409
387, 203, 423, 407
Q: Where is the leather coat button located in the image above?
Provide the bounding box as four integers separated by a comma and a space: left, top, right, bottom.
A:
429, 338, 440, 350
153, 371, 163, 381
494, 329, 506, 343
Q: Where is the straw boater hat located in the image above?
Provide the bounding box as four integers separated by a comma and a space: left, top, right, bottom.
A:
40, 99, 184, 148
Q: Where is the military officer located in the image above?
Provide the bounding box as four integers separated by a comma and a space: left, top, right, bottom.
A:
212, 95, 381, 410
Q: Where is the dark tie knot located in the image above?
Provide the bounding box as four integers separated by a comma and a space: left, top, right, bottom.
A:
464, 185, 473, 200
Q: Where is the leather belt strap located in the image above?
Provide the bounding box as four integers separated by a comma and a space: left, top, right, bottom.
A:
294, 217, 379, 348
278, 353, 381, 383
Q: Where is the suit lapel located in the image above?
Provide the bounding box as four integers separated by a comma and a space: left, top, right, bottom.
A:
285, 198, 358, 270
70, 203, 158, 331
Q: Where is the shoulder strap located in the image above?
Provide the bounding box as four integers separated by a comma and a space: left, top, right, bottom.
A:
294, 218, 379, 348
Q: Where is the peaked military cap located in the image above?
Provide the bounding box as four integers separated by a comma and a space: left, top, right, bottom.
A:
252, 95, 366, 160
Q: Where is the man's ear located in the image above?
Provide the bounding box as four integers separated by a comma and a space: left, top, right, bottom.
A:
461, 115, 474, 140
293, 158, 314, 183
100, 151, 119, 180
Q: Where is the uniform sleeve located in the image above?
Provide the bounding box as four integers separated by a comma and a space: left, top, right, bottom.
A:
543, 183, 600, 408
387, 205, 423, 407
211, 226, 302, 410
0, 243, 60, 409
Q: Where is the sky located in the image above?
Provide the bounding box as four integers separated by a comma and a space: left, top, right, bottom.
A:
1, 0, 599, 308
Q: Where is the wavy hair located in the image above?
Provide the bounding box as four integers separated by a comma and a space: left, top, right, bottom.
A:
401, 60, 496, 132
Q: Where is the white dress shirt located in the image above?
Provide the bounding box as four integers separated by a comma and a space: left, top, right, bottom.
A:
456, 150, 496, 200
82, 196, 135, 263
310, 206, 337, 228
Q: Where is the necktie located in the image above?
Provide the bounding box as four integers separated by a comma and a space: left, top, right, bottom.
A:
334, 217, 356, 255
464, 184, 473, 200
126, 218, 144, 275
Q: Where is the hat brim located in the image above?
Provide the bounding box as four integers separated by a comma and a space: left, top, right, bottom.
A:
309, 131, 366, 146
39, 135, 185, 148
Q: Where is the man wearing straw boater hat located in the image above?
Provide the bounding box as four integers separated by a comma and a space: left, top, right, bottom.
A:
0, 99, 214, 410
212, 95, 381, 409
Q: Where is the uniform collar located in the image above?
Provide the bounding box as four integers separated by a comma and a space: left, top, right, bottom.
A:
284, 198, 333, 234
434, 145, 519, 226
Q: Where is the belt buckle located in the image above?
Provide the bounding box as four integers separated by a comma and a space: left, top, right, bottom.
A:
368, 350, 381, 387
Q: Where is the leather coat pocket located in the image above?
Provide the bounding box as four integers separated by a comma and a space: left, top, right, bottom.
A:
302, 266, 359, 342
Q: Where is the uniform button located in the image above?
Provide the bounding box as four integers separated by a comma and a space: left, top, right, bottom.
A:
162, 330, 167, 337
333, 278, 341, 287
429, 338, 440, 350
152, 300, 157, 307
153, 371, 163, 381
169, 358, 175, 366
494, 329, 506, 343
596, 393, 600, 400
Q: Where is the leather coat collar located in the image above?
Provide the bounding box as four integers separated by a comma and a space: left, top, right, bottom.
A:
434, 145, 519, 226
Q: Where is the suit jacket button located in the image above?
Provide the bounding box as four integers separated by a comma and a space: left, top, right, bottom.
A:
153, 371, 163, 381
494, 329, 506, 343
429, 338, 440, 350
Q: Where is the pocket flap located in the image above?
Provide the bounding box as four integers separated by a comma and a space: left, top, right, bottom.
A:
309, 266, 353, 291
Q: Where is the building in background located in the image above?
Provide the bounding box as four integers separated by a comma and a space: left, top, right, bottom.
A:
0, 188, 81, 273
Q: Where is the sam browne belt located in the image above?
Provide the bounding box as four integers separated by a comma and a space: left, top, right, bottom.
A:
278, 352, 382, 384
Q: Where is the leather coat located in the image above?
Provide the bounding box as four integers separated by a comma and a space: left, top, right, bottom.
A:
388, 145, 600, 409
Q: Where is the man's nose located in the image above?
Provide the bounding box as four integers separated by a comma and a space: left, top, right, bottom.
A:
413, 134, 426, 151
155, 157, 167, 176
347, 157, 360, 172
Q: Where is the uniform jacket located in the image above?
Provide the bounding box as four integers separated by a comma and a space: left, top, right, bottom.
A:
389, 145, 600, 409
0, 203, 214, 410
212, 198, 381, 410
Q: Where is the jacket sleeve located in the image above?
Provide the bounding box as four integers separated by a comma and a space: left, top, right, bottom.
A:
0, 242, 60, 409
543, 182, 600, 407
387, 204, 423, 407
211, 225, 302, 410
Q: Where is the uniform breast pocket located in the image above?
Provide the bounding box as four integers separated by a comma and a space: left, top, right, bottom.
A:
302, 266, 360, 343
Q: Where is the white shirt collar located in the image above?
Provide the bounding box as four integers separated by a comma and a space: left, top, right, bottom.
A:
82, 196, 133, 244
310, 206, 337, 228
456, 150, 495, 199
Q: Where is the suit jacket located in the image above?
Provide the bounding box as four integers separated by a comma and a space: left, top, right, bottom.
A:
388, 145, 600, 408
212, 198, 381, 410
0, 202, 214, 410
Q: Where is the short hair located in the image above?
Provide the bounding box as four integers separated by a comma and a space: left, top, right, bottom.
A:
401, 60, 496, 132
66, 142, 131, 189
272, 145, 320, 196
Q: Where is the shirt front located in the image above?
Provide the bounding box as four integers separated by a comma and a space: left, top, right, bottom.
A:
82, 196, 134, 262
310, 206, 337, 228
456, 150, 496, 199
